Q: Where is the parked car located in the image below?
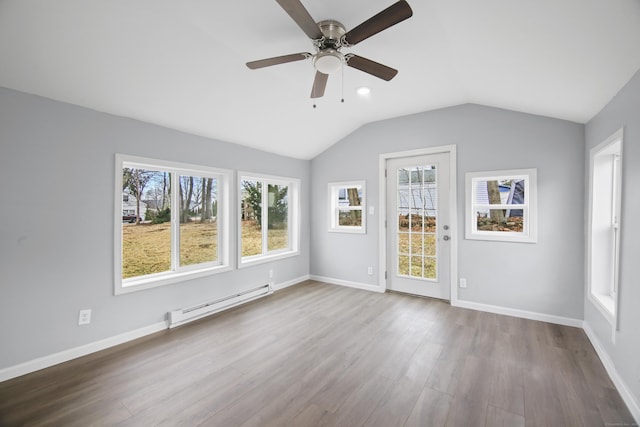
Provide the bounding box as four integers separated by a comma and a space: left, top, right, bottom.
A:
122, 214, 138, 223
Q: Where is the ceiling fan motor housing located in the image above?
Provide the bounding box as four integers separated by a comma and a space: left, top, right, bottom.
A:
318, 20, 346, 46
313, 20, 346, 74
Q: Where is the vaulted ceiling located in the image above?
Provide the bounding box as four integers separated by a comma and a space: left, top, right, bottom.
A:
1, 0, 639, 159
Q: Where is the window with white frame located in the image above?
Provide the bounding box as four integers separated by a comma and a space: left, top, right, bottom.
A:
328, 181, 366, 233
588, 129, 623, 325
239, 173, 299, 266
115, 154, 231, 294
465, 168, 537, 243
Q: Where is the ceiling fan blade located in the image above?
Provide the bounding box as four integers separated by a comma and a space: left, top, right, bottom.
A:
246, 52, 310, 69
343, 0, 413, 46
275, 0, 323, 40
346, 55, 398, 81
310, 71, 329, 98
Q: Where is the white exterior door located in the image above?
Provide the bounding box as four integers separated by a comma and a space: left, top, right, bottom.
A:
386, 153, 451, 299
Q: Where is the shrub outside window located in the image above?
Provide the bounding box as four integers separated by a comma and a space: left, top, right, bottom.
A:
115, 154, 231, 294
328, 181, 366, 234
239, 173, 299, 267
465, 169, 537, 243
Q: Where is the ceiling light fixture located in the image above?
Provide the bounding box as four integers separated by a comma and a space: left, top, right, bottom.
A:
313, 49, 344, 74
357, 86, 371, 95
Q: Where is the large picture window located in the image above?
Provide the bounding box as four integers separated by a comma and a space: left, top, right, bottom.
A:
239, 173, 299, 266
465, 168, 537, 243
115, 155, 231, 294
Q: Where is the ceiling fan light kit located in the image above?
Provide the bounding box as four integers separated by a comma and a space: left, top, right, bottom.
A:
313, 49, 343, 74
246, 0, 413, 99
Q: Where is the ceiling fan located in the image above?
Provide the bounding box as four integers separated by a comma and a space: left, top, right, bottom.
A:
246, 0, 413, 99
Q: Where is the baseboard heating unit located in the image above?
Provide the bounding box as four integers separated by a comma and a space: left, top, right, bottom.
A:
168, 283, 273, 328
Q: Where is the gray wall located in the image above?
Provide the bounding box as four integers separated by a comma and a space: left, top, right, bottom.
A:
585, 69, 640, 406
310, 104, 585, 320
0, 88, 310, 370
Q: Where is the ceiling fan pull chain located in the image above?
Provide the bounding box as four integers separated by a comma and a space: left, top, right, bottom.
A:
312, 66, 317, 108
341, 59, 345, 103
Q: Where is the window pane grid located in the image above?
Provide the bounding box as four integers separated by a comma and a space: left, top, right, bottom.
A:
396, 165, 437, 280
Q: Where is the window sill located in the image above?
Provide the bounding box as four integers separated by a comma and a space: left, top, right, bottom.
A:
328, 227, 366, 234
588, 292, 616, 326
465, 232, 536, 243
239, 250, 299, 269
115, 264, 232, 295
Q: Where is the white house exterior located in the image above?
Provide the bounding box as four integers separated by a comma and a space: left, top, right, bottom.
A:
122, 190, 147, 221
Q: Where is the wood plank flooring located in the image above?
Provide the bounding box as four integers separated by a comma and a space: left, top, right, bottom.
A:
0, 280, 635, 426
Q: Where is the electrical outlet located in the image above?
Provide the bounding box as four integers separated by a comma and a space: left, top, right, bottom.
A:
367, 266, 373, 275
268, 269, 274, 279
459, 278, 467, 288
368, 206, 375, 215
78, 309, 91, 325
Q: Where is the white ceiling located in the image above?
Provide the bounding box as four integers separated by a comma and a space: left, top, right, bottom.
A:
1, 1, 639, 159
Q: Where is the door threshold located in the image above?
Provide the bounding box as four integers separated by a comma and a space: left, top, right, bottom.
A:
386, 289, 450, 303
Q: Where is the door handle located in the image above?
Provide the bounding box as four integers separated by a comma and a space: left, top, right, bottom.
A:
443, 235, 450, 241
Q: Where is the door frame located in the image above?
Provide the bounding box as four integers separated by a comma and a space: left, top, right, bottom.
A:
378, 145, 458, 303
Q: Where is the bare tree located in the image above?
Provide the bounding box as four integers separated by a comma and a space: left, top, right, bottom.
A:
486, 180, 505, 224
201, 178, 214, 222
347, 187, 361, 225
123, 168, 153, 225
179, 176, 194, 223
161, 172, 170, 210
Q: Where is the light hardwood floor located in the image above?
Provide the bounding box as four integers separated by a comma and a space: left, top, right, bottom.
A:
0, 280, 635, 426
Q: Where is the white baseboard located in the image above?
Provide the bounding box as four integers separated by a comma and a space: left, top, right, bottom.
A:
309, 275, 385, 293
272, 274, 310, 291
452, 299, 583, 328
0, 276, 311, 383
583, 322, 640, 424
0, 321, 167, 383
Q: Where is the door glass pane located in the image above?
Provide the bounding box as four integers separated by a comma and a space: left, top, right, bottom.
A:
398, 255, 410, 276
398, 232, 410, 254
423, 257, 436, 278
179, 176, 218, 266
410, 233, 423, 256
424, 234, 436, 257
396, 165, 437, 280
410, 256, 423, 276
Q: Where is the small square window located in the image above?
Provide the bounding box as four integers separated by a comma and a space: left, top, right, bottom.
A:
328, 181, 366, 234
465, 169, 537, 243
